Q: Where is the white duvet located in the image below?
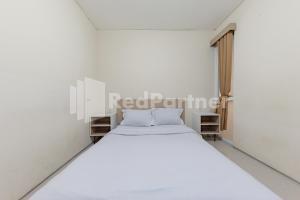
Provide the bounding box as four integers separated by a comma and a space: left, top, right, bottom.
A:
30, 125, 281, 200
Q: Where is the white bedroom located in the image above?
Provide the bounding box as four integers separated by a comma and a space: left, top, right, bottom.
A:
0, 0, 300, 200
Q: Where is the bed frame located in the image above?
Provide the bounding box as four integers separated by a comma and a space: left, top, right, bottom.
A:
116, 99, 185, 124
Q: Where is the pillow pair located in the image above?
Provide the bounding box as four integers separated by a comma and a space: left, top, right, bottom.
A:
121, 108, 184, 127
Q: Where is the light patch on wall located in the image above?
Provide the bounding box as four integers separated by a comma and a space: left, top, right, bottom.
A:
76, 80, 85, 120
70, 86, 77, 114
70, 78, 106, 122
85, 78, 106, 122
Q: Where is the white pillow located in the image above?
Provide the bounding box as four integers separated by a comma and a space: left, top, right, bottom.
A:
121, 109, 153, 127
152, 108, 184, 125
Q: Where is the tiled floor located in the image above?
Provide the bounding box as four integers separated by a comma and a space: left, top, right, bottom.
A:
209, 140, 300, 200
23, 141, 300, 200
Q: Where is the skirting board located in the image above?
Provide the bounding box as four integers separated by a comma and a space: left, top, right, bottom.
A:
19, 143, 93, 200
222, 138, 234, 146
221, 138, 300, 185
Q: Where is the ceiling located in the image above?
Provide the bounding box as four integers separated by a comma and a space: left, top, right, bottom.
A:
76, 0, 243, 30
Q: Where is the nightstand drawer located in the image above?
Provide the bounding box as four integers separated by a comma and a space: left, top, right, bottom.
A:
201, 116, 219, 123
201, 125, 219, 133
91, 117, 111, 125
91, 126, 111, 134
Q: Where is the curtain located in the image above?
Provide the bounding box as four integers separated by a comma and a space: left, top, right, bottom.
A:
217, 31, 234, 131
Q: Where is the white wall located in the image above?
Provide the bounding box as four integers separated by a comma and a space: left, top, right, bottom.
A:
0, 0, 97, 199
215, 0, 300, 182
97, 30, 215, 126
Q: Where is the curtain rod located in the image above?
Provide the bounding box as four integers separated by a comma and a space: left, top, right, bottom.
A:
210, 23, 236, 47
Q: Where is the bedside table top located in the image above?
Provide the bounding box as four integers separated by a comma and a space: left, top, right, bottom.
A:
193, 111, 219, 116
89, 113, 116, 118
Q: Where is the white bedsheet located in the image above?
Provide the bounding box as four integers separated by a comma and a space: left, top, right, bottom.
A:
30, 125, 281, 200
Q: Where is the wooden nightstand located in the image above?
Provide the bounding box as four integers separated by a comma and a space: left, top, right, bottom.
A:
90, 113, 116, 144
192, 112, 221, 141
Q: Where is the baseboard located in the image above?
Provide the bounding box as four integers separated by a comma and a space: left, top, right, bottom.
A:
222, 140, 300, 185
222, 138, 234, 146
19, 142, 93, 200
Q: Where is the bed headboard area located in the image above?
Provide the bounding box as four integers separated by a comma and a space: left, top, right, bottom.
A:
116, 99, 186, 124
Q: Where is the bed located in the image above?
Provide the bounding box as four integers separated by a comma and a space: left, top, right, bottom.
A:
30, 99, 281, 200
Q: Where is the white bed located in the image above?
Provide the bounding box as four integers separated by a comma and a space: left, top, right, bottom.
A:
30, 125, 281, 200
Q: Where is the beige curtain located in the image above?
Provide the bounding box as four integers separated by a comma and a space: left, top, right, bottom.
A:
217, 31, 234, 131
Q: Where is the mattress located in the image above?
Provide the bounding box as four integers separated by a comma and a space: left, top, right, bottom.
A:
30, 125, 281, 200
